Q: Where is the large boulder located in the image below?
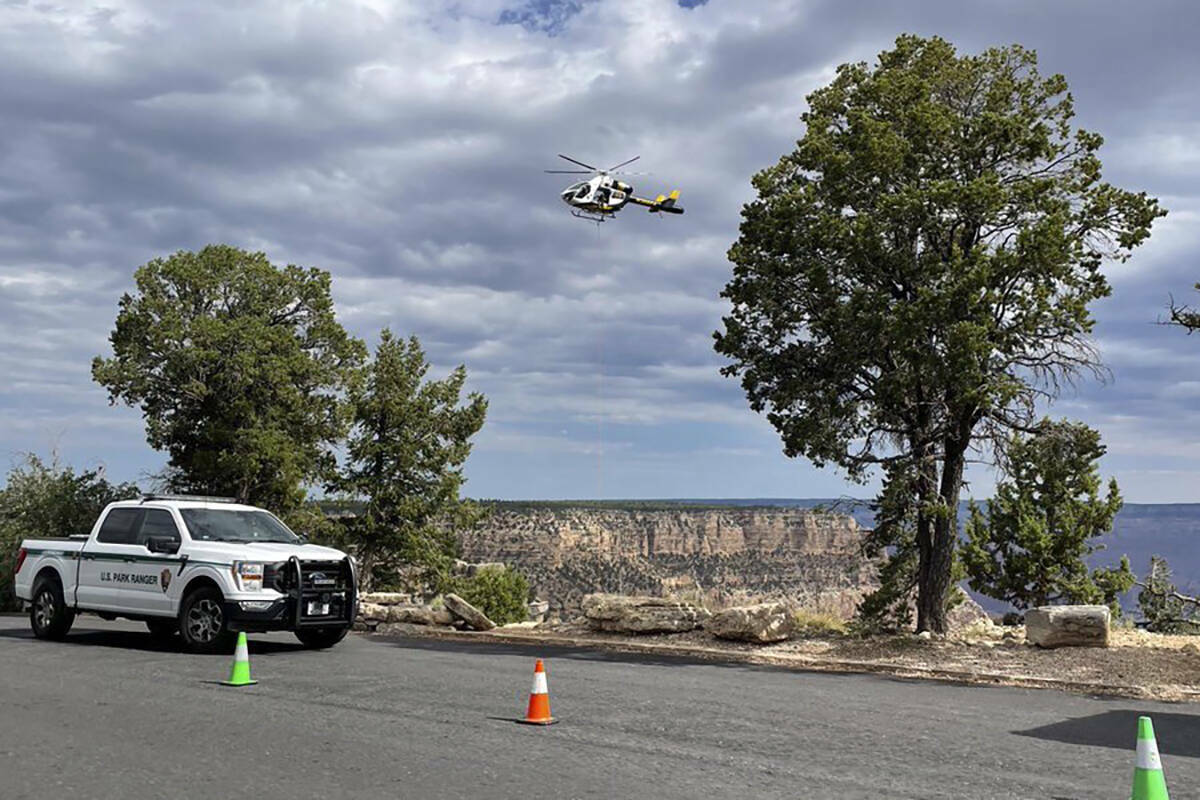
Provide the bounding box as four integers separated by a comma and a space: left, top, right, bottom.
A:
358, 602, 455, 626
1025, 605, 1110, 648
359, 592, 415, 606
582, 594, 710, 634
443, 593, 497, 631
359, 604, 441, 625
376, 621, 456, 636
946, 593, 997, 634
706, 602, 794, 643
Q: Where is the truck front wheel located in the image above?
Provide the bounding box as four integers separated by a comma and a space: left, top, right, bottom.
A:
30, 576, 75, 640
179, 586, 236, 654
295, 627, 349, 650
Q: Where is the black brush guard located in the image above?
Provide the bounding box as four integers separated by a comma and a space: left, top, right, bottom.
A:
283, 556, 358, 629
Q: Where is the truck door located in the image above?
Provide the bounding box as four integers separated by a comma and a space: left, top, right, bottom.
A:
77, 507, 142, 610
124, 508, 182, 615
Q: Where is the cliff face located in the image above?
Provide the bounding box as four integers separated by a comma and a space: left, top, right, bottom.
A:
458, 507, 876, 617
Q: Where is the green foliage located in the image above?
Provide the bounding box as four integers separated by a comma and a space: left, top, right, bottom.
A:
0, 454, 138, 609
448, 566, 530, 625
92, 245, 365, 513
961, 420, 1132, 611
714, 35, 1163, 632
793, 608, 849, 637
281, 501, 345, 546
1138, 556, 1200, 633
856, 462, 920, 631
331, 329, 488, 591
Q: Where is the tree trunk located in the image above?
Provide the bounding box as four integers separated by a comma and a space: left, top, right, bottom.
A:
914, 451, 936, 632
916, 432, 968, 634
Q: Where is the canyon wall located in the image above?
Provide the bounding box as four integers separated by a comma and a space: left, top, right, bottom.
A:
458, 505, 876, 617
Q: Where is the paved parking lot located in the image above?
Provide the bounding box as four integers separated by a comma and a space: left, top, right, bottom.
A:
1, 615, 1197, 799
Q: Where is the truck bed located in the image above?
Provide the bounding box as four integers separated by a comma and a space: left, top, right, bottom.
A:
21, 538, 86, 550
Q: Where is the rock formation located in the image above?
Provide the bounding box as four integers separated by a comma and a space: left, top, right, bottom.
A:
443, 593, 497, 631
459, 505, 875, 617
706, 602, 794, 643
582, 593, 710, 633
1025, 605, 1111, 648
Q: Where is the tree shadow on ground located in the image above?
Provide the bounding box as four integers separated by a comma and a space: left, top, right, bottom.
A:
1015, 709, 1200, 758
372, 633, 896, 681
0, 625, 306, 655
373, 633, 799, 670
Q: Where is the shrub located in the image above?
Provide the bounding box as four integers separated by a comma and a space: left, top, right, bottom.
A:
449, 566, 530, 625
792, 609, 848, 637
1138, 556, 1200, 634
0, 454, 138, 610
962, 420, 1132, 611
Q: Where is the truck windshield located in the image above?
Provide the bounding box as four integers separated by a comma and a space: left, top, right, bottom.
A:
179, 509, 300, 544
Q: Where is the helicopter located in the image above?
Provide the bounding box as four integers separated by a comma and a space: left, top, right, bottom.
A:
545, 154, 684, 222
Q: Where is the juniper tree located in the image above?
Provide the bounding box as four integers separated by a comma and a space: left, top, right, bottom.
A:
715, 36, 1163, 632
92, 245, 365, 512
330, 329, 488, 590
961, 420, 1132, 611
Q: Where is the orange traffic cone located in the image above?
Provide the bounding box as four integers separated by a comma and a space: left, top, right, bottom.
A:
518, 659, 557, 725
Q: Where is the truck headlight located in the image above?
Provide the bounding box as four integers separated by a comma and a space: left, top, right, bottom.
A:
233, 561, 264, 592
239, 600, 275, 611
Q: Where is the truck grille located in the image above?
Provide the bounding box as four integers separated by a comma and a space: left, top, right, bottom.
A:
300, 561, 350, 591
266, 558, 356, 626
265, 560, 352, 592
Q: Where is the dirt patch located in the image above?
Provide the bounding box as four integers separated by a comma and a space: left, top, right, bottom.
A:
367, 620, 1200, 702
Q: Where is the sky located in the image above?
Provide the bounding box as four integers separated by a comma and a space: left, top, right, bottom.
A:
2, 0, 1200, 502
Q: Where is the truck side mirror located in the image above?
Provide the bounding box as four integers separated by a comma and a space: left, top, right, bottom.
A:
146, 536, 180, 555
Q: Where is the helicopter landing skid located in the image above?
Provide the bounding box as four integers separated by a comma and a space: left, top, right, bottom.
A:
571, 210, 609, 223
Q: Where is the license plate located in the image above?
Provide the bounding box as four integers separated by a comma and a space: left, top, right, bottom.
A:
306, 601, 330, 616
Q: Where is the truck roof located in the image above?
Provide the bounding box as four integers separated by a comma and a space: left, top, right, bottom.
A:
109, 497, 268, 513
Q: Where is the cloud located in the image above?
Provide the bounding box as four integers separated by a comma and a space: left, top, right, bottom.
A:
1, 0, 1199, 500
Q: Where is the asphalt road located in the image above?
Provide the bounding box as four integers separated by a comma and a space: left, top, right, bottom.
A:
1, 616, 1198, 799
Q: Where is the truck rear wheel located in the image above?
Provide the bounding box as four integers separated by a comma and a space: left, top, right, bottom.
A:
295, 627, 349, 650
30, 576, 75, 641
178, 586, 236, 654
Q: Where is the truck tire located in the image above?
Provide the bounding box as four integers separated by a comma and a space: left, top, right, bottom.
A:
146, 618, 178, 640
30, 576, 75, 641
294, 627, 349, 650
178, 586, 236, 654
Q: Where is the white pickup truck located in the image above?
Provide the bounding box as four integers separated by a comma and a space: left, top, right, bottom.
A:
12, 495, 357, 653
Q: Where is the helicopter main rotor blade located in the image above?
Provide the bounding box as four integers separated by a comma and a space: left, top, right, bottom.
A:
607, 155, 641, 172
557, 154, 598, 171
544, 169, 594, 173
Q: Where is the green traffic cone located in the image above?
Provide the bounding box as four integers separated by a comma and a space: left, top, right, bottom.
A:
1131, 716, 1169, 800
221, 631, 257, 687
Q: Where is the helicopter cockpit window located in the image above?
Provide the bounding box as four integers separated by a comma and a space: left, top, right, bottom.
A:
575, 184, 590, 199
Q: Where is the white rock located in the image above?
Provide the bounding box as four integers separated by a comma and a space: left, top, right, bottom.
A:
443, 593, 497, 631
1025, 605, 1110, 648
705, 603, 794, 643
359, 592, 414, 606
582, 594, 709, 634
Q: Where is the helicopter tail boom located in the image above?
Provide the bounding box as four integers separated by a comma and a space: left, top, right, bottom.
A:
630, 189, 684, 214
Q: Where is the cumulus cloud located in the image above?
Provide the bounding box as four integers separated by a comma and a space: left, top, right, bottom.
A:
2, 0, 1199, 499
